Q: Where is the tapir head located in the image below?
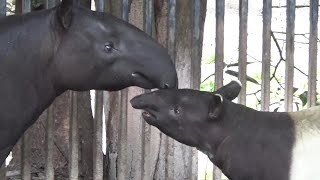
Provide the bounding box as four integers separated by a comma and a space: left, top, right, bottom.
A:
130, 81, 242, 147
52, 0, 177, 91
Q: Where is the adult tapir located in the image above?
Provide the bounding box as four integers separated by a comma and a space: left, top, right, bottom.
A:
130, 81, 320, 180
0, 0, 178, 166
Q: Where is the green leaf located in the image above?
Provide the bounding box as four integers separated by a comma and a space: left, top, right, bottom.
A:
299, 91, 308, 106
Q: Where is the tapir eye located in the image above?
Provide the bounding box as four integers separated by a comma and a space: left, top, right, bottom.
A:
173, 106, 182, 114
104, 42, 114, 53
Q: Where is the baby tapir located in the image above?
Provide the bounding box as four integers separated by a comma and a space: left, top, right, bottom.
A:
0, 0, 177, 166
130, 81, 320, 180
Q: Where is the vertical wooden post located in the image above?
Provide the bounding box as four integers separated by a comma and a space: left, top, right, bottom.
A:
69, 91, 79, 180
93, 91, 104, 180
44, 0, 58, 179
284, 0, 295, 112
214, 0, 224, 179
238, 0, 248, 105
307, 0, 318, 107
21, 0, 31, 179
261, 0, 272, 111
166, 1, 176, 179
215, 0, 225, 90
92, 1, 105, 180
45, 106, 54, 180
0, 1, 6, 179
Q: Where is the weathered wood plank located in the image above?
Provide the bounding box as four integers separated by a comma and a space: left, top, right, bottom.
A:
69, 91, 79, 180
214, 0, 224, 179
93, 91, 104, 180
92, 1, 105, 179
285, 0, 295, 112
261, 0, 272, 111
166, 1, 176, 179
45, 105, 54, 180
215, 0, 225, 90
0, 2, 6, 179
307, 0, 318, 107
238, 0, 248, 105
21, 0, 31, 178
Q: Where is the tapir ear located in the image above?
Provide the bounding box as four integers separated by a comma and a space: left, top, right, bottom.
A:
208, 94, 223, 120
214, 80, 242, 101
57, 0, 74, 29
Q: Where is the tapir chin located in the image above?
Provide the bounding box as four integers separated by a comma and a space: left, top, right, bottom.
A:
131, 81, 320, 180
0, 0, 178, 166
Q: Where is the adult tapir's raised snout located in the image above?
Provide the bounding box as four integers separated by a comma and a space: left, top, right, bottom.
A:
52, 0, 178, 91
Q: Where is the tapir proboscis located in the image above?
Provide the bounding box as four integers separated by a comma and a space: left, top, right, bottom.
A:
0, 0, 178, 166
130, 81, 320, 180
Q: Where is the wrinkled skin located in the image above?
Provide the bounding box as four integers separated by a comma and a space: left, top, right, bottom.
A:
0, 0, 177, 166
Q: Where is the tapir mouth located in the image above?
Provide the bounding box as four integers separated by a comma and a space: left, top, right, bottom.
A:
141, 109, 157, 122
130, 96, 158, 122
131, 72, 155, 89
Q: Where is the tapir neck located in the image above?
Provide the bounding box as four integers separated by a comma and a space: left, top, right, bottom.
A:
0, 8, 63, 143
203, 101, 295, 179
0, 8, 62, 102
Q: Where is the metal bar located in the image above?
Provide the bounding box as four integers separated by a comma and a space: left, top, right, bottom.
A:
168, 0, 176, 63
144, 0, 154, 35
45, 106, 54, 180
214, 1, 224, 179
95, 0, 104, 12
21, 1, 31, 179
307, 0, 318, 107
285, 0, 295, 111
69, 91, 79, 180
191, 0, 201, 89
0, 0, 5, 16
261, 0, 272, 111
93, 91, 104, 180
215, 0, 225, 90
238, 0, 248, 105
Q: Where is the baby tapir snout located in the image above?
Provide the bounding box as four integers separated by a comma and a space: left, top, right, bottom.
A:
130, 92, 159, 110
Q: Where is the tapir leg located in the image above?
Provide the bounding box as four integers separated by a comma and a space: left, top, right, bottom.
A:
0, 146, 13, 167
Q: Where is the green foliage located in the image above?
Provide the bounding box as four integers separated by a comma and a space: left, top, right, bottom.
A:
202, 53, 215, 64
200, 80, 215, 92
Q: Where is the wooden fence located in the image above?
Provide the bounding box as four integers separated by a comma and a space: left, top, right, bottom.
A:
0, 0, 319, 179
0, 0, 205, 179
212, 0, 318, 179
